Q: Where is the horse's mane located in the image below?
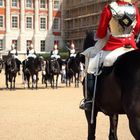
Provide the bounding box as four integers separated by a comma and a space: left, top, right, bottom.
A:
83, 30, 97, 51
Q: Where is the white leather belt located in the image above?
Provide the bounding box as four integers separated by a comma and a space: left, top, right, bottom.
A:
112, 33, 132, 38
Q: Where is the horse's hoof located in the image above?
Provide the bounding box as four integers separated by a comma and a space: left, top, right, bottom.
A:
24, 84, 28, 88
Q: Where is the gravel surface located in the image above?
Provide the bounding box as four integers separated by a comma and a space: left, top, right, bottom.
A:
0, 71, 134, 140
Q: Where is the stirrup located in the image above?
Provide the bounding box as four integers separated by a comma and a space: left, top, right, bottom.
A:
79, 99, 92, 111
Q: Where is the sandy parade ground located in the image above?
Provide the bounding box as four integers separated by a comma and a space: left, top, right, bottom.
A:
0, 70, 135, 140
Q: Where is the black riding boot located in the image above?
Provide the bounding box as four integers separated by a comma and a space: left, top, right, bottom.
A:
79, 74, 95, 111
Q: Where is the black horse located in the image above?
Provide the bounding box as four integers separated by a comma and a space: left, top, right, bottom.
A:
41, 59, 51, 88
22, 56, 43, 89
66, 54, 81, 87
81, 30, 119, 140
92, 49, 140, 139
49, 58, 61, 89
4, 55, 18, 89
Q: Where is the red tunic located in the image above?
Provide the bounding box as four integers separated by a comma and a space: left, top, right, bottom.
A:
96, 1, 140, 51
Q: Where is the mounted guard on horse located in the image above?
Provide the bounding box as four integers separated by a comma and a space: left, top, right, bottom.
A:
50, 44, 61, 59
65, 42, 82, 87
80, 0, 140, 111
22, 43, 43, 89
79, 0, 140, 139
9, 43, 21, 75
5, 43, 20, 89
68, 42, 76, 58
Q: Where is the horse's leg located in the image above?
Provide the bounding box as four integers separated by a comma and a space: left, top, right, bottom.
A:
42, 73, 44, 84
77, 73, 80, 87
52, 75, 55, 89
69, 77, 71, 86
66, 72, 68, 87
74, 74, 76, 87
123, 91, 140, 139
56, 74, 58, 88
33, 74, 37, 89
36, 74, 38, 89
10, 79, 12, 90
24, 74, 27, 88
45, 79, 48, 88
44, 75, 48, 88
50, 76, 53, 88
127, 114, 140, 139
109, 114, 118, 140
9, 74, 12, 90
85, 109, 98, 140
5, 73, 8, 89
32, 75, 35, 89
27, 75, 30, 88
13, 76, 16, 89
50, 75, 54, 88
66, 72, 71, 87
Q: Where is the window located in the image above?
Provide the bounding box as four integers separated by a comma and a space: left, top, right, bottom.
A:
26, 17, 32, 29
53, 18, 59, 30
40, 0, 45, 8
12, 0, 18, 7
0, 0, 3, 7
54, 0, 60, 9
26, 0, 32, 8
40, 17, 46, 29
40, 40, 45, 51
12, 16, 18, 28
0, 16, 3, 28
0, 40, 3, 50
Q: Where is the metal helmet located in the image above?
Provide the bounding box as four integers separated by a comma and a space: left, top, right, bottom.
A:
30, 44, 33, 49
54, 44, 58, 49
71, 43, 75, 49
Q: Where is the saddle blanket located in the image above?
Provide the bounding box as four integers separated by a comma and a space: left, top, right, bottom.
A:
87, 47, 134, 74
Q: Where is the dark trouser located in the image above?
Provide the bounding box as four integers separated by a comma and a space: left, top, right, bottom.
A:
83, 74, 95, 100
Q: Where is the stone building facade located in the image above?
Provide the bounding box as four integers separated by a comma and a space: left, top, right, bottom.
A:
63, 0, 140, 51
0, 0, 62, 58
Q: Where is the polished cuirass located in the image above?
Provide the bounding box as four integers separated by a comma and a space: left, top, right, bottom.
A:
52, 50, 59, 55
109, 2, 136, 37
70, 49, 75, 54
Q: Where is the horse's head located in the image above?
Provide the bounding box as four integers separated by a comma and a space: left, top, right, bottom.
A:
67, 56, 81, 73
50, 59, 60, 74
34, 56, 44, 71
6, 57, 17, 73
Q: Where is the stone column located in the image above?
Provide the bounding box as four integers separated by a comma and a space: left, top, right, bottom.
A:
6, 0, 10, 33
48, 0, 53, 33
5, 0, 11, 51
19, 0, 26, 54
35, 0, 39, 33
34, 0, 39, 52
20, 0, 25, 34
46, 0, 54, 51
